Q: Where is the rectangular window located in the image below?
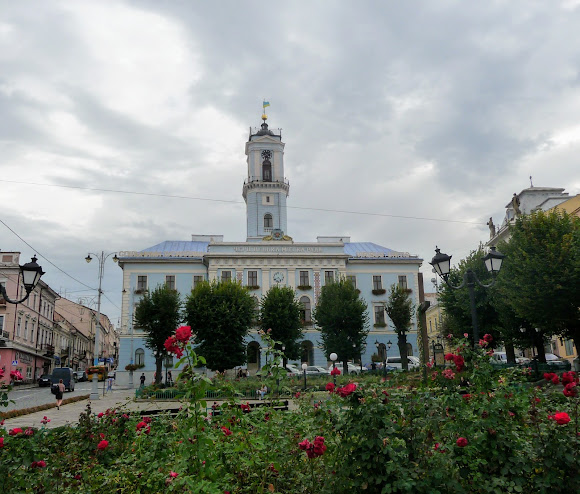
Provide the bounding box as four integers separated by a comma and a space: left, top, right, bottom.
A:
373, 276, 382, 290
17, 317, 21, 337
165, 275, 176, 290
565, 339, 574, 356
374, 306, 385, 325
347, 275, 357, 289
398, 275, 408, 290
221, 271, 232, 282
299, 271, 309, 286
324, 271, 334, 284
248, 271, 258, 286
137, 275, 148, 291
30, 322, 34, 344
193, 275, 204, 288
26, 367, 32, 380
24, 320, 28, 339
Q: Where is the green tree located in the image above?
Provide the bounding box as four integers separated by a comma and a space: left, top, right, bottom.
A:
438, 247, 501, 345
259, 285, 304, 367
133, 284, 182, 384
184, 279, 255, 372
313, 277, 369, 374
384, 284, 414, 371
496, 210, 580, 357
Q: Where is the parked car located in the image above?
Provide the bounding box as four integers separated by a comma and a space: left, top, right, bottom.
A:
50, 367, 75, 392
327, 362, 365, 375
74, 370, 88, 382
37, 374, 51, 387
384, 356, 420, 370
305, 365, 330, 376
531, 353, 572, 371
490, 352, 529, 367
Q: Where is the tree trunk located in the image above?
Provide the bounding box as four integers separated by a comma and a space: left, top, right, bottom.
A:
156, 357, 163, 385
342, 358, 349, 375
398, 332, 408, 371
535, 334, 546, 363
505, 341, 517, 364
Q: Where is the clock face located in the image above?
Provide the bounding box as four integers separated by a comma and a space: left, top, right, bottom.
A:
261, 149, 272, 160
273, 271, 284, 283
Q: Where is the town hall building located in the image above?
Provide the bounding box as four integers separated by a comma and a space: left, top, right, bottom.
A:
116, 113, 423, 384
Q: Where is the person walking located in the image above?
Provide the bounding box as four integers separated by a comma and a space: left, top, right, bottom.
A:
55, 379, 65, 410
167, 370, 173, 387
140, 373, 146, 388
107, 373, 114, 392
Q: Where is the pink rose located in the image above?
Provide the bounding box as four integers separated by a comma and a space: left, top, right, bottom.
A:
169, 471, 178, 478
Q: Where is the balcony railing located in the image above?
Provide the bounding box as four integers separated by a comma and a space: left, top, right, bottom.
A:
0, 330, 9, 339
42, 343, 54, 355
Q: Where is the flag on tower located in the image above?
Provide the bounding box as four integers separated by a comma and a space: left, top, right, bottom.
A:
263, 100, 270, 108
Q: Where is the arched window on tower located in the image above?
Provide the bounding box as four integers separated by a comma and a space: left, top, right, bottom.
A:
262, 159, 272, 181
264, 214, 273, 229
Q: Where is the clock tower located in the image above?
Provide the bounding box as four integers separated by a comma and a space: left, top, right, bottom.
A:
243, 112, 289, 241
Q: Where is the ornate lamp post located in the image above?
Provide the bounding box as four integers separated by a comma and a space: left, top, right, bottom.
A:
302, 362, 308, 390
0, 256, 44, 304
430, 246, 505, 347
85, 251, 118, 400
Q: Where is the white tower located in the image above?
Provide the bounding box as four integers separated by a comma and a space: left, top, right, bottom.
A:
243, 113, 289, 241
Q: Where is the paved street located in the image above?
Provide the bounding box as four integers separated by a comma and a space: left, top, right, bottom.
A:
3, 381, 111, 412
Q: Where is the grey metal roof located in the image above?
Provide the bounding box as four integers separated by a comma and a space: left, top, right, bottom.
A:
141, 241, 209, 253
344, 242, 420, 260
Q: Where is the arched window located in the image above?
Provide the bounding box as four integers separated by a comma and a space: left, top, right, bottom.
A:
264, 214, 273, 228
262, 161, 272, 181
301, 340, 314, 365
135, 348, 145, 366
299, 296, 311, 324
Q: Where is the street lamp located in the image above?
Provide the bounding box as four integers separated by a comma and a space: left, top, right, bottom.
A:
85, 251, 118, 400
430, 246, 505, 347
330, 352, 338, 385
0, 256, 44, 304
302, 362, 308, 390
431, 335, 442, 367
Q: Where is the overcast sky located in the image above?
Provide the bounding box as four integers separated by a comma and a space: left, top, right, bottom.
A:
1, 1, 580, 327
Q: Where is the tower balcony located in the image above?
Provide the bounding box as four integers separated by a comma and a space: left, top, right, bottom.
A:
242, 178, 290, 199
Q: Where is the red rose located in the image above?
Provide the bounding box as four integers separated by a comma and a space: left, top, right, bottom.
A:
0, 437, 4, 448
325, 382, 335, 392
444, 353, 455, 361
169, 471, 178, 478
175, 325, 192, 343
8, 428, 23, 436
553, 412, 571, 425
483, 334, 493, 343
337, 383, 357, 397
330, 367, 341, 376
299, 439, 311, 450
221, 426, 233, 436
564, 382, 578, 398
456, 437, 468, 447
97, 440, 109, 450
552, 375, 560, 385
562, 371, 577, 385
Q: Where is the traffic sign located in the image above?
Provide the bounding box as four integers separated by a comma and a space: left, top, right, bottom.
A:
12, 360, 18, 365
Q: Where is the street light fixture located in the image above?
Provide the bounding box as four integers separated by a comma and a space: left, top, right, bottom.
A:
85, 251, 118, 400
430, 246, 505, 347
302, 362, 308, 390
0, 256, 44, 304
330, 352, 338, 385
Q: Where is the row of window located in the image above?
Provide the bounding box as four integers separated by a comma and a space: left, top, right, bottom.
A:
136, 273, 409, 291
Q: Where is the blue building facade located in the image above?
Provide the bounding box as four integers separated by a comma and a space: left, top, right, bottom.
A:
116, 114, 423, 385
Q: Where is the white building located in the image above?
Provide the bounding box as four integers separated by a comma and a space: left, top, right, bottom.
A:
116, 114, 423, 385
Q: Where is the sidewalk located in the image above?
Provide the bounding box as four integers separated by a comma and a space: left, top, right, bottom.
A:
1, 386, 180, 430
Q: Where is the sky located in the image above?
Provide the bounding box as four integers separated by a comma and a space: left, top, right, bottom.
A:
1, 0, 580, 327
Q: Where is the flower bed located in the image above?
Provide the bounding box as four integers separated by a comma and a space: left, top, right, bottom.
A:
2, 333, 579, 493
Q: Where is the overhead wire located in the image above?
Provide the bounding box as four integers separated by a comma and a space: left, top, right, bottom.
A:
0, 179, 483, 225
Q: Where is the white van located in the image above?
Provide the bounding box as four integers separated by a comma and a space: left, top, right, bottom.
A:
384, 356, 420, 370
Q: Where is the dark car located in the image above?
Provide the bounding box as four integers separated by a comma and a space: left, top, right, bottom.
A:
37, 374, 51, 387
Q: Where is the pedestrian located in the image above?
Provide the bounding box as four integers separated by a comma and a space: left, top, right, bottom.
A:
107, 373, 114, 392
167, 370, 173, 387
140, 372, 146, 388
55, 379, 65, 410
